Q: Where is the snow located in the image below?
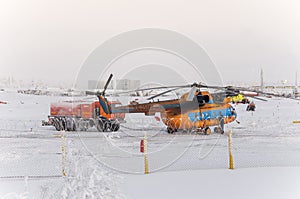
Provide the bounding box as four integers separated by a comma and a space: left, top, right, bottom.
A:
121, 167, 300, 199
0, 89, 300, 198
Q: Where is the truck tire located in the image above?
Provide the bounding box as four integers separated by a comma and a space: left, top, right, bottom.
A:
54, 120, 62, 131
96, 119, 108, 132
66, 118, 72, 131
60, 118, 66, 131
110, 121, 120, 132
66, 118, 76, 131
70, 118, 77, 131
72, 121, 77, 131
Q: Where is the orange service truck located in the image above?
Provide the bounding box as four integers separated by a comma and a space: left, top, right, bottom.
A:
43, 100, 125, 132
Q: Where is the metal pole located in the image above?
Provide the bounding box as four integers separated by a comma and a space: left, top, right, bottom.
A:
144, 134, 149, 174
61, 130, 67, 176
228, 129, 234, 170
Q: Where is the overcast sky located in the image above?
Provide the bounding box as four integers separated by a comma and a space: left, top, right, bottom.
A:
0, 0, 300, 87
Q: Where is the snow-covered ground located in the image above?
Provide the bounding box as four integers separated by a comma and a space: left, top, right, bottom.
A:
0, 89, 300, 198
122, 167, 300, 199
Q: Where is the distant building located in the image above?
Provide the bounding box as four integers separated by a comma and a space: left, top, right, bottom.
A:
116, 79, 140, 90
88, 79, 140, 90
260, 68, 264, 92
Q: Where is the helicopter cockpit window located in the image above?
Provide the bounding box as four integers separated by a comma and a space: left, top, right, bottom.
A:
196, 94, 210, 104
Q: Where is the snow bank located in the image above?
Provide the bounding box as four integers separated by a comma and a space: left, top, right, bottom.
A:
59, 141, 125, 199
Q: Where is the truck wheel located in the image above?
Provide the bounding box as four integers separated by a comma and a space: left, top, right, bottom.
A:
60, 119, 66, 131
54, 120, 62, 131
66, 118, 73, 131
69, 119, 76, 131
71, 120, 77, 131
110, 122, 120, 132
79, 125, 87, 131
96, 120, 108, 132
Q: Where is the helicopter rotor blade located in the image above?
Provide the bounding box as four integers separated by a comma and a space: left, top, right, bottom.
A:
85, 91, 100, 95
210, 88, 267, 102
85, 74, 113, 96
218, 88, 268, 101
147, 88, 180, 100
115, 85, 190, 95
201, 85, 225, 90
245, 95, 268, 102
208, 84, 300, 101
102, 74, 113, 96
82, 96, 98, 100
112, 82, 222, 96
226, 86, 300, 101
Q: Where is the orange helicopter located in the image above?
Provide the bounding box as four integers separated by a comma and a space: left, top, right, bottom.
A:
87, 74, 300, 134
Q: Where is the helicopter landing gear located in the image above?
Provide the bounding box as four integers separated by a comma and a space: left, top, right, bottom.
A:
214, 127, 224, 134
214, 116, 225, 134
167, 127, 177, 134
204, 127, 211, 135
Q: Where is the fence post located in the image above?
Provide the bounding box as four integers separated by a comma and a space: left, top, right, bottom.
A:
61, 130, 67, 176
144, 134, 149, 174
228, 129, 234, 170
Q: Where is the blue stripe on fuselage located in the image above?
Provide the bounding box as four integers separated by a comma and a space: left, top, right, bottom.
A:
188, 107, 236, 122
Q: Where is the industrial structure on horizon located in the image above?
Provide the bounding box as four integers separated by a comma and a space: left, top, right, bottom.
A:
88, 79, 141, 90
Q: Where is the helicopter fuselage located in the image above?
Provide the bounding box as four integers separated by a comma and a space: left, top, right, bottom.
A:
105, 91, 237, 133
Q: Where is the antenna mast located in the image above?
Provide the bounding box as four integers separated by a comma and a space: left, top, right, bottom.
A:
260, 68, 264, 92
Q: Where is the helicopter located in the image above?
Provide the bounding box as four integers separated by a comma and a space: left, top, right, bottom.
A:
86, 74, 299, 134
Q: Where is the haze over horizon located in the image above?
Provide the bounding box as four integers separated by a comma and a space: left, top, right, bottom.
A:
1, 0, 300, 88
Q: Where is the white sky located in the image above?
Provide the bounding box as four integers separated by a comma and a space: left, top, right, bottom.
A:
0, 0, 300, 86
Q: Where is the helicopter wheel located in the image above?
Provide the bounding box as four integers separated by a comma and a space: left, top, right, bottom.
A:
167, 127, 175, 134
214, 127, 224, 134
204, 127, 211, 135
219, 117, 225, 134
